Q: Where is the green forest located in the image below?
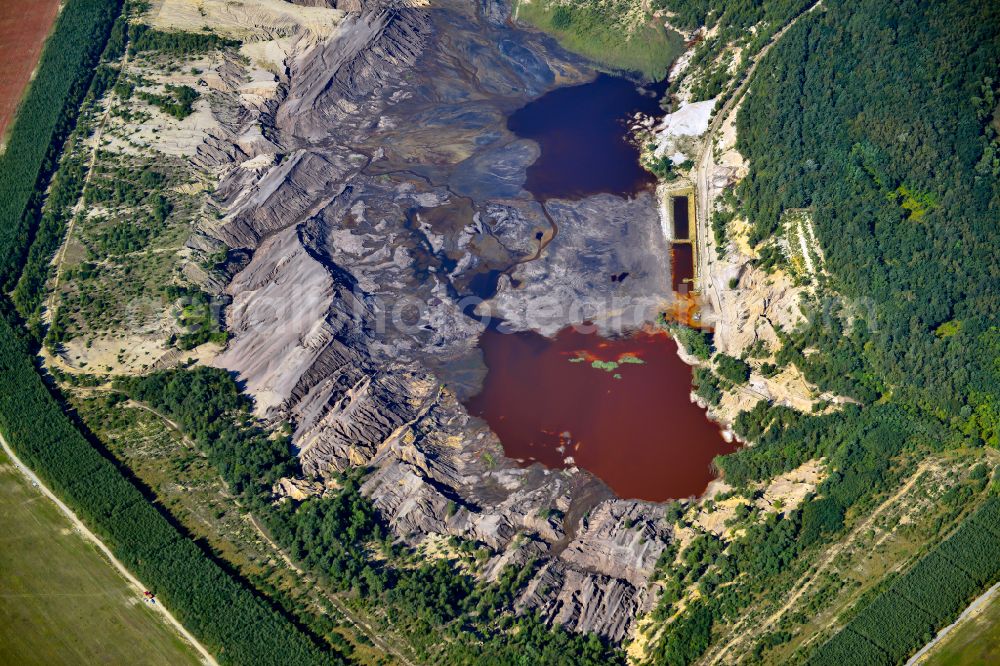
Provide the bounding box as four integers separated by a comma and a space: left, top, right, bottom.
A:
735, 0, 1000, 425
716, 0, 1000, 660
811, 498, 1000, 665
12, 13, 133, 341
654, 0, 816, 105
647, 0, 1000, 662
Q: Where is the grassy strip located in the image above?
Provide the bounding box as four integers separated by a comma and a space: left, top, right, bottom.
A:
0, 449, 203, 665
515, 0, 683, 80
810, 498, 1000, 665
0, 0, 122, 291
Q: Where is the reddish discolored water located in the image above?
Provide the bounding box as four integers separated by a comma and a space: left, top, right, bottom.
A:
671, 243, 694, 292
464, 327, 736, 501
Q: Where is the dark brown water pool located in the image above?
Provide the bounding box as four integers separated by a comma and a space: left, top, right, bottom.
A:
671, 243, 694, 292
507, 73, 666, 200
463, 327, 736, 501
673, 195, 690, 239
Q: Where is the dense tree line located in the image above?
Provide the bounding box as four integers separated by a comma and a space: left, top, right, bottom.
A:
116, 367, 295, 498
273, 493, 622, 665
11, 15, 138, 341
11, 149, 87, 338
651, 601, 714, 665
655, 401, 948, 665
644, 3, 1000, 660
0, 317, 342, 665
128, 24, 238, 56
0, 5, 349, 663
121, 366, 622, 665
810, 498, 1000, 665
647, 439, 989, 665
0, 0, 122, 292
735, 0, 1000, 428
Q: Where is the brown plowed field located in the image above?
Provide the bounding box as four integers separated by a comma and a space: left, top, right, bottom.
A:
0, 0, 61, 145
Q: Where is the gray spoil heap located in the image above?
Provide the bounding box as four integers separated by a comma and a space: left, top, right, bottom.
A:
198, 0, 675, 641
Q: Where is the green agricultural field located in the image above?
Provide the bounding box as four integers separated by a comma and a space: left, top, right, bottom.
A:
515, 0, 683, 80
0, 451, 202, 666
927, 590, 1000, 666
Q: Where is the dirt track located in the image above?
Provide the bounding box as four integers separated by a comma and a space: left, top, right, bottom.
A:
0, 0, 61, 147
693, 0, 824, 322
708, 460, 930, 664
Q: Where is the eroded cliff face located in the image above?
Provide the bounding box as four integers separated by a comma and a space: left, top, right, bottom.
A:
197, 0, 675, 641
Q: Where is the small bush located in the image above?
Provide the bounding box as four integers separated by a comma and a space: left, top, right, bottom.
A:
716, 353, 751, 384
551, 6, 573, 29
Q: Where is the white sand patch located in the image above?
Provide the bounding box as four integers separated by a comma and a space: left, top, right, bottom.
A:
657, 98, 715, 138
239, 152, 278, 170
756, 459, 826, 513
655, 183, 673, 242
693, 496, 749, 538
132, 96, 218, 158
241, 38, 294, 76
61, 334, 168, 374
653, 98, 715, 164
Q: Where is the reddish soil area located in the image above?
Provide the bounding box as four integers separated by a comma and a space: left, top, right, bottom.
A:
0, 0, 61, 145
664, 291, 707, 330
464, 327, 736, 501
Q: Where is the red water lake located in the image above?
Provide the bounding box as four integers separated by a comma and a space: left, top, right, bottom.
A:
464, 327, 736, 501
